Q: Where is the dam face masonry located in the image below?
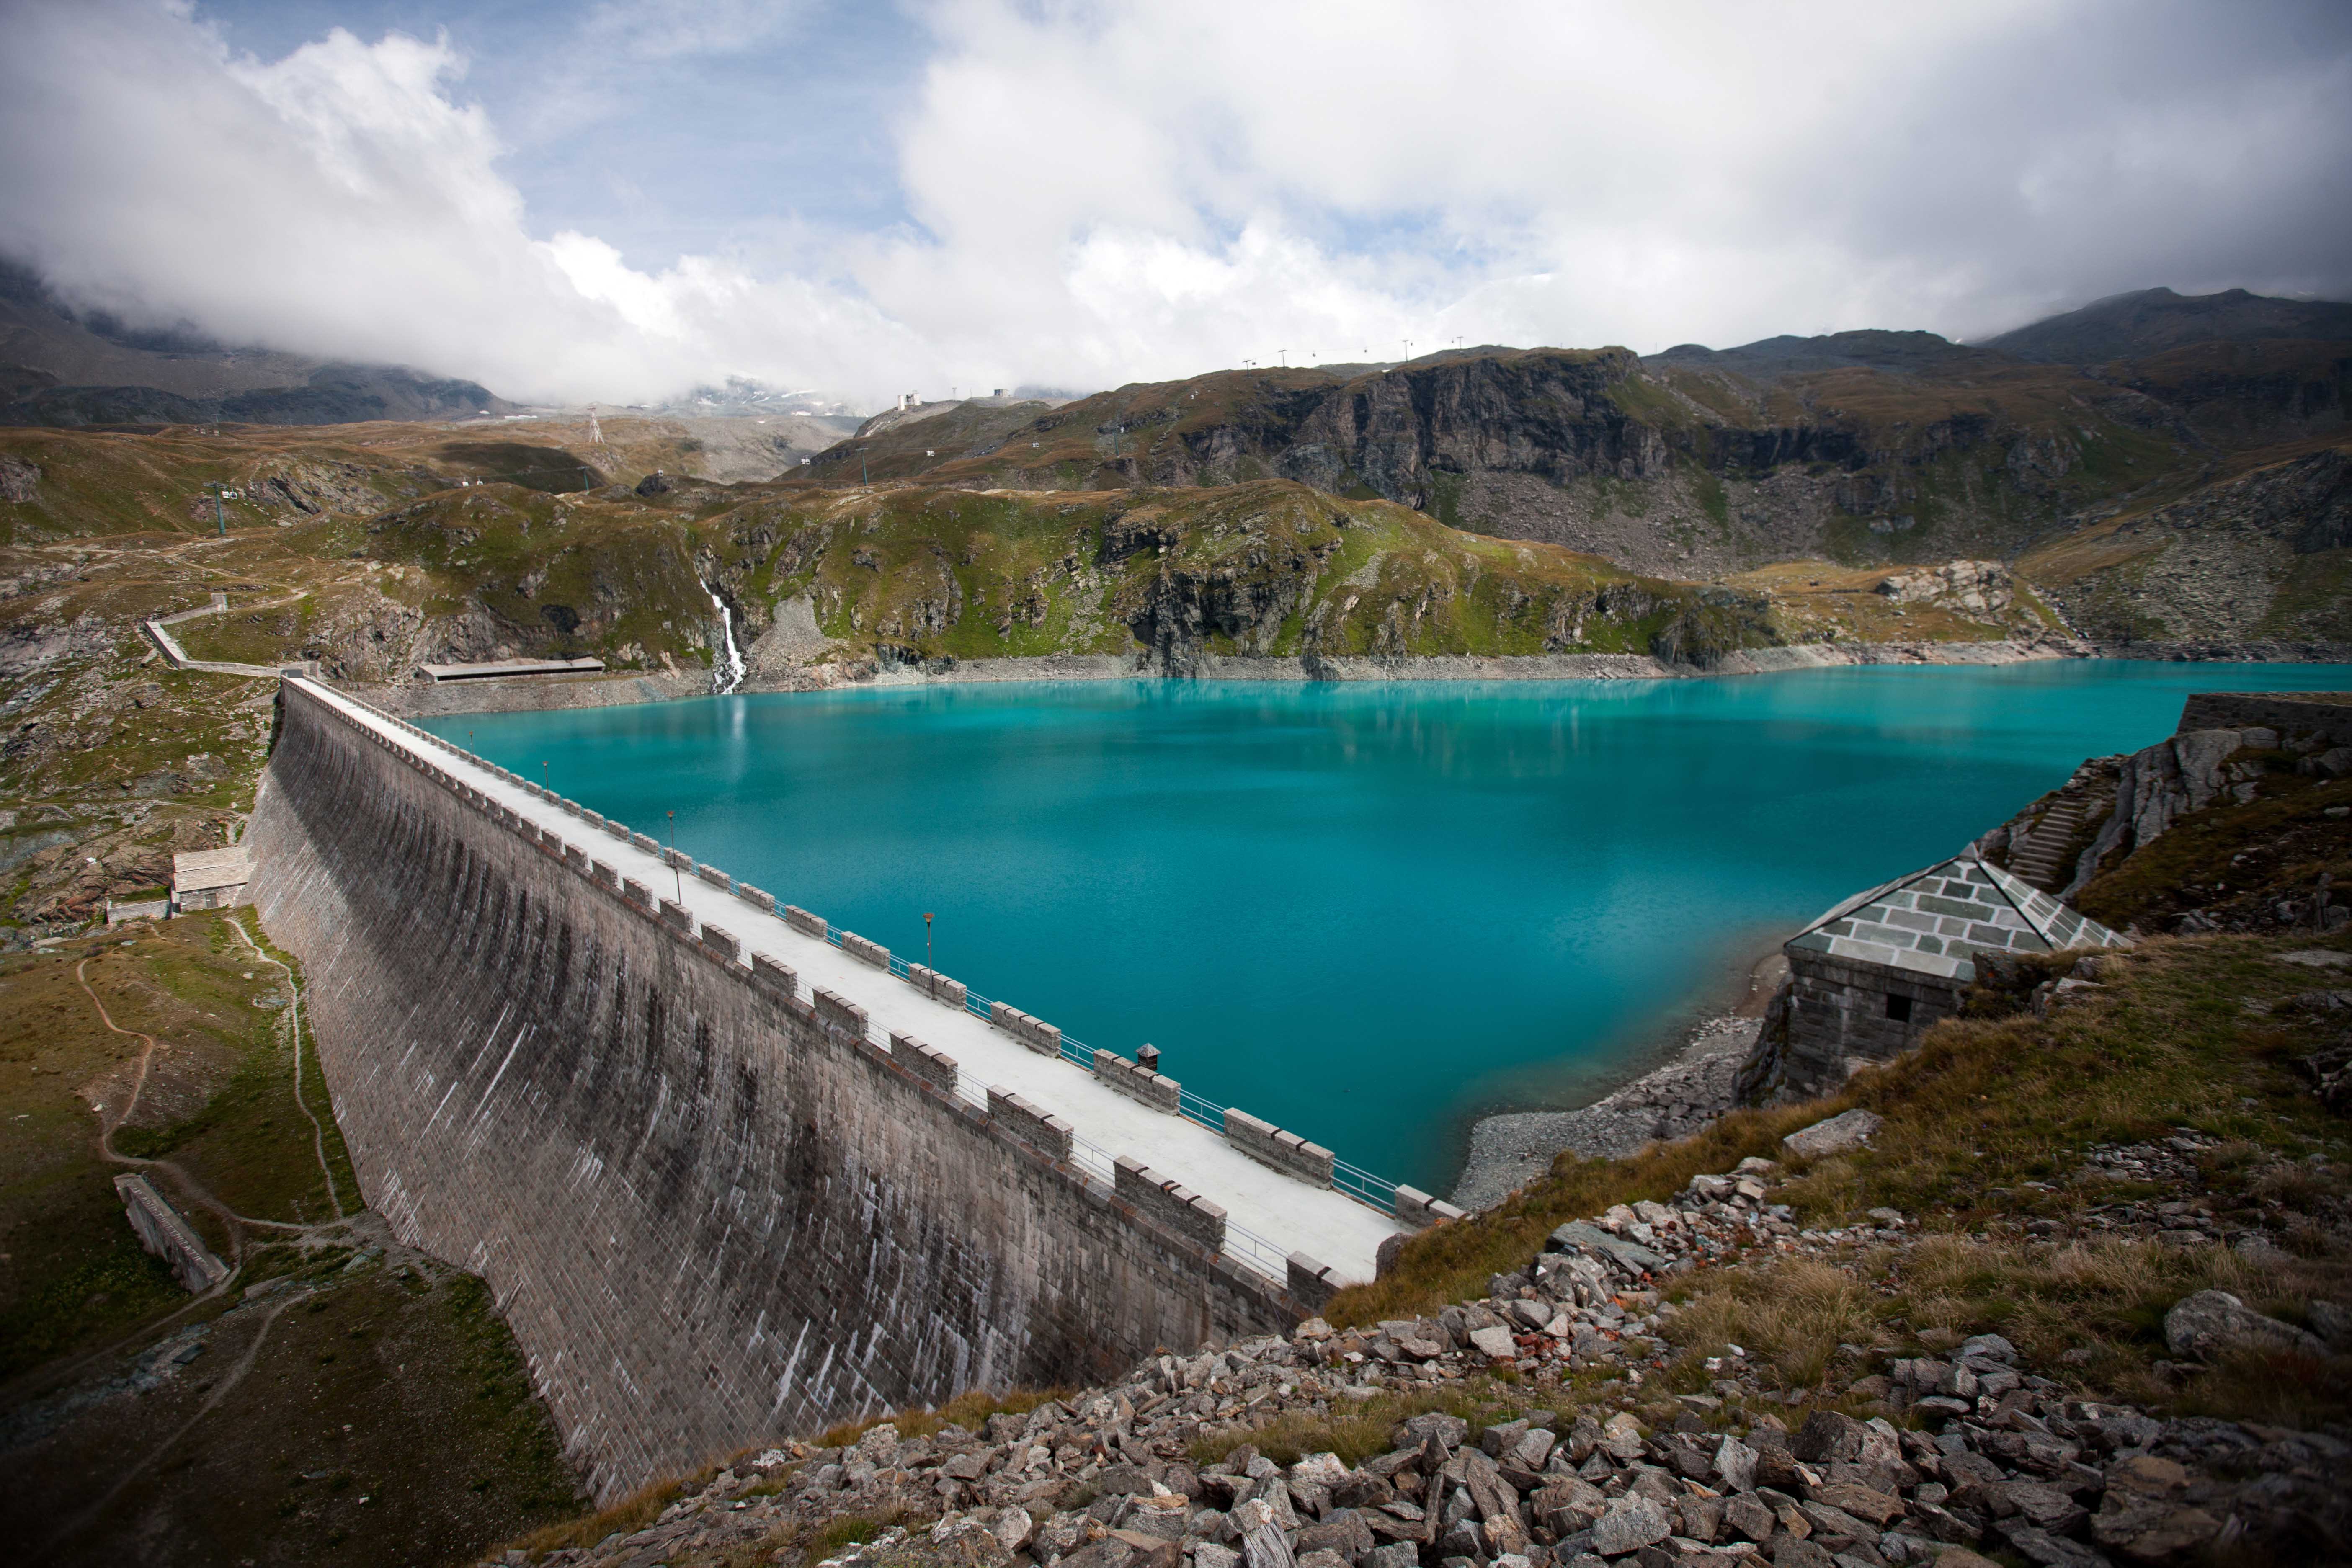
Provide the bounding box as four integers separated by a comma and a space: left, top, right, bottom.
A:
248, 678, 1400, 1499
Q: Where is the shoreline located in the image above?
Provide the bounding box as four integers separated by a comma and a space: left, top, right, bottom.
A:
349, 634, 2352, 719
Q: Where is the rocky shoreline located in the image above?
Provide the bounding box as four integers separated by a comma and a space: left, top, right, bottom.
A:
1451, 1018, 1760, 1212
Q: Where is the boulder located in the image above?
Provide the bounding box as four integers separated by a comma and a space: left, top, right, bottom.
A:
1542, 1220, 1667, 1273
2162, 1289, 2328, 1360
1587, 1494, 1671, 1556
1467, 1325, 1518, 1360
1781, 1109, 1884, 1160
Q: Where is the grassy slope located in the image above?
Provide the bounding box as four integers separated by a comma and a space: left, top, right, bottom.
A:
0, 911, 580, 1566
1338, 774, 2352, 1427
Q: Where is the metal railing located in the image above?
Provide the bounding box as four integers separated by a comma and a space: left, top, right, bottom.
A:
309, 681, 1405, 1255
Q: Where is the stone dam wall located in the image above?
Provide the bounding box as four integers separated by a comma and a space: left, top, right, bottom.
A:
246, 681, 1305, 1500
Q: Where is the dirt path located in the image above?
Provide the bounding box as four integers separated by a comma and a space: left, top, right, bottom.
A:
227, 912, 346, 1218
41, 1284, 315, 1551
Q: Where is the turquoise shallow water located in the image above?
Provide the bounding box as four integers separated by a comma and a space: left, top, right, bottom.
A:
423, 661, 2352, 1193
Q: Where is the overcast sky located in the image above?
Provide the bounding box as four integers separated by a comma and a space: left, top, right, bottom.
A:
3, 0, 2348, 407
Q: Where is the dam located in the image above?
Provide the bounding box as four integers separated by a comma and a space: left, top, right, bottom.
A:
246, 677, 1412, 1498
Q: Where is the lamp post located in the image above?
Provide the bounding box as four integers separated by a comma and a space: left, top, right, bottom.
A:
924, 911, 933, 970
667, 810, 682, 902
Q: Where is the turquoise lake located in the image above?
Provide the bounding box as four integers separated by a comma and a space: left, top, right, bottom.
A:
425, 660, 2352, 1194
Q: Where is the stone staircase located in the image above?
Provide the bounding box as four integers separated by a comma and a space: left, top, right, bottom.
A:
2007, 794, 2092, 891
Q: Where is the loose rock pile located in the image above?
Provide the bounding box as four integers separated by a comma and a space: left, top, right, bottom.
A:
488, 1129, 2351, 1568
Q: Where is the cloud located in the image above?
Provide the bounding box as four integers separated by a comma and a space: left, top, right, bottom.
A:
0, 0, 2347, 406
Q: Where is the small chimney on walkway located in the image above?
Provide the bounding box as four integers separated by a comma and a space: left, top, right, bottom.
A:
1136, 1043, 1161, 1074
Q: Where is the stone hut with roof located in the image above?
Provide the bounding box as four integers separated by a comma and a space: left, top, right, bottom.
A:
1746, 855, 2129, 1101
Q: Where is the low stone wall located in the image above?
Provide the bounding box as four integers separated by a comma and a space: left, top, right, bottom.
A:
1223, 1109, 1335, 1187
904, 964, 968, 1009
990, 1001, 1062, 1056
1093, 1049, 1180, 1112
115, 1173, 229, 1292
697, 864, 732, 892
814, 987, 868, 1037
751, 953, 798, 998
891, 1032, 959, 1091
987, 1090, 1073, 1161
784, 905, 828, 940
2177, 692, 2352, 748
841, 932, 889, 969
1395, 1185, 1468, 1227
1114, 1157, 1226, 1251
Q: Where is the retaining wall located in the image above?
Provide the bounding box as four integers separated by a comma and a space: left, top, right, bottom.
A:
248, 681, 1300, 1501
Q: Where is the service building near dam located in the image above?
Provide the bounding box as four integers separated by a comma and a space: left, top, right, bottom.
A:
244, 675, 1442, 1498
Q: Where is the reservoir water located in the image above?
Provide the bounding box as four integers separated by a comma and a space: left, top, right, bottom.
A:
425, 660, 2352, 1194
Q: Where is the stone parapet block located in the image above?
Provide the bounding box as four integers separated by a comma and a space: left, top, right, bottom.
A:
890, 1031, 958, 1090
1395, 1186, 1466, 1228
624, 878, 654, 911
1114, 1155, 1227, 1251
986, 1088, 1073, 1161
605, 820, 630, 841
701, 924, 741, 962
904, 964, 968, 1009
1093, 1049, 1181, 1114
565, 845, 590, 874
662, 847, 691, 870
814, 988, 867, 1038
785, 905, 828, 940
841, 932, 889, 969
1223, 1108, 1334, 1186
659, 898, 694, 934
115, 1172, 229, 1292
591, 861, 620, 893
990, 1001, 1061, 1055
582, 810, 605, 829
630, 832, 658, 854
1287, 1253, 1340, 1310
736, 884, 776, 913
696, 864, 733, 892
750, 953, 798, 1000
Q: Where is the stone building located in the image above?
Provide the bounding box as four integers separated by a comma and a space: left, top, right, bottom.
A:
1754, 855, 2129, 1099
170, 846, 251, 912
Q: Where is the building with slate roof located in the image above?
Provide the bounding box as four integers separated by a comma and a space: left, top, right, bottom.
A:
1768, 854, 2129, 1097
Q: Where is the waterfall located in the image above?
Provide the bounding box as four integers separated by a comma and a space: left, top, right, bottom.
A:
707, 582, 746, 695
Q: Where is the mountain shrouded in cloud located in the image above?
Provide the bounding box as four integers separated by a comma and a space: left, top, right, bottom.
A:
1, 0, 2347, 408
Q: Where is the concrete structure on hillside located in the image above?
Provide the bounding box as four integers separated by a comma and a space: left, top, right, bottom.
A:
418, 656, 605, 682
170, 846, 250, 911
248, 676, 1420, 1499
1755, 856, 2129, 1099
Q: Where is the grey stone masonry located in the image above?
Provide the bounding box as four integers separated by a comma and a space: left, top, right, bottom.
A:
1395, 1185, 1468, 1228
814, 987, 867, 1038
784, 905, 828, 940
701, 924, 741, 963
750, 953, 798, 1000
891, 1031, 959, 1091
1114, 1155, 1227, 1251
606, 820, 630, 841
565, 846, 590, 875
990, 1001, 1061, 1055
2179, 691, 2352, 748
904, 963, 968, 1009
1223, 1108, 1335, 1187
583, 810, 605, 829
1780, 950, 1968, 1097
591, 862, 621, 893
986, 1089, 1073, 1161
1286, 1253, 1340, 1310
842, 932, 889, 969
630, 831, 658, 854
659, 898, 694, 934
115, 1172, 229, 1292
696, 864, 733, 892
623, 878, 654, 911
1093, 1049, 1181, 1113
736, 884, 776, 913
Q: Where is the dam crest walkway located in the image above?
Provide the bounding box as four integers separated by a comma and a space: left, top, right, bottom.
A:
284, 678, 1406, 1287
